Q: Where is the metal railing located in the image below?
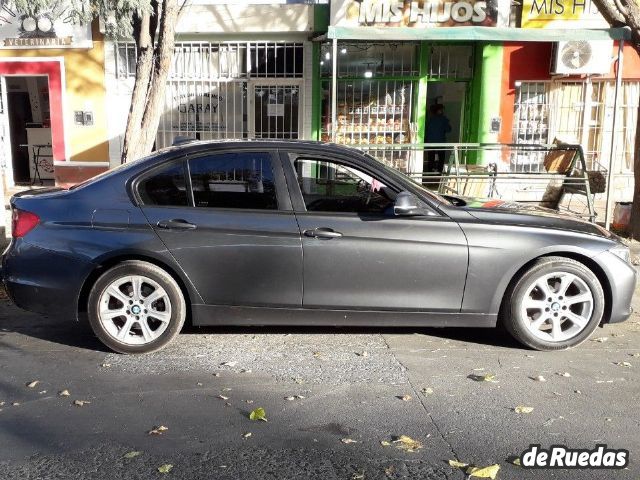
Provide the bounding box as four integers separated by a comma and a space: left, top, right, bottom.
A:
350, 142, 601, 222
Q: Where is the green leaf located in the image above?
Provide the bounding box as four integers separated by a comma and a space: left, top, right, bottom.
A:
157, 464, 173, 474
123, 451, 142, 459
249, 407, 267, 421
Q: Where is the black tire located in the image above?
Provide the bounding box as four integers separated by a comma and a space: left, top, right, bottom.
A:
503, 256, 605, 351
87, 261, 186, 354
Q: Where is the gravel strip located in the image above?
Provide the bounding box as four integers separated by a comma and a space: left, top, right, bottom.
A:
105, 331, 408, 384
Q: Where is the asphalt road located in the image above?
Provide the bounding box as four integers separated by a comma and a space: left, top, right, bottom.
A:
0, 295, 639, 479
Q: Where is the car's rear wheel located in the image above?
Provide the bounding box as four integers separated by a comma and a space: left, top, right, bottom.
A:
87, 261, 186, 354
504, 256, 604, 351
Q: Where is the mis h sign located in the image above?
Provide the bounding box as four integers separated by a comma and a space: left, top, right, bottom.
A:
331, 0, 503, 27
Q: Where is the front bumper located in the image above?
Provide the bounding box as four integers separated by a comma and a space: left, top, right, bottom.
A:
594, 250, 637, 324
2, 240, 95, 319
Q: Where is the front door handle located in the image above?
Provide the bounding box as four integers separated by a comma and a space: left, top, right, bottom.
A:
304, 228, 343, 239
157, 219, 197, 231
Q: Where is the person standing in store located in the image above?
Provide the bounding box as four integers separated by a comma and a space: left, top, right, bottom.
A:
424, 104, 452, 175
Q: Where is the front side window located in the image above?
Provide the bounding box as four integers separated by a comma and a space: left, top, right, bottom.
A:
293, 158, 396, 214
138, 162, 188, 206
189, 152, 277, 210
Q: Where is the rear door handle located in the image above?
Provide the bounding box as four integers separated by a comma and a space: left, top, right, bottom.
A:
157, 219, 197, 231
303, 228, 343, 239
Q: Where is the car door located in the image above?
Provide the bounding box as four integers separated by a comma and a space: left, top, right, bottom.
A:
282, 151, 468, 311
137, 149, 303, 307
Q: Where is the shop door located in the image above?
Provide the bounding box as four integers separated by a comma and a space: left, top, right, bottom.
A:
249, 81, 302, 140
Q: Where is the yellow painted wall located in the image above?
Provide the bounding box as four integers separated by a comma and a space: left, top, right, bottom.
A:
0, 22, 108, 163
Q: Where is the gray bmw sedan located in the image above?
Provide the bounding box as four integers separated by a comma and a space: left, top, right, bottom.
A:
2, 140, 635, 353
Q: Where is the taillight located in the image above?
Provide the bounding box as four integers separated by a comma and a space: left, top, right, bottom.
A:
12, 209, 40, 238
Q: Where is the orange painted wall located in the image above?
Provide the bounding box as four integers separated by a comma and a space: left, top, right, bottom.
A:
499, 42, 640, 144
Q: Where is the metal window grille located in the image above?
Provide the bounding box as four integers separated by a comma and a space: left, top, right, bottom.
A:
114, 41, 304, 148
115, 41, 303, 80
511, 82, 550, 172
320, 42, 419, 78
428, 45, 473, 79
511, 80, 639, 174
322, 79, 415, 172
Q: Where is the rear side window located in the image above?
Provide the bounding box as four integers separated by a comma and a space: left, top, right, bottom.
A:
188, 152, 277, 210
138, 163, 188, 206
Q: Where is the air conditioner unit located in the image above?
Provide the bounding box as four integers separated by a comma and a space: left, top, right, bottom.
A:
551, 40, 613, 75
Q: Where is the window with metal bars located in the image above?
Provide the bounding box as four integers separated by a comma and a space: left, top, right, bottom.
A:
511, 80, 639, 174
115, 42, 303, 80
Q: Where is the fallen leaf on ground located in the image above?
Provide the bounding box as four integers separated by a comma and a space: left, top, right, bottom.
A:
356, 351, 369, 357
123, 451, 142, 459
448, 459, 469, 468
222, 388, 232, 392
615, 361, 632, 368
514, 405, 534, 414
398, 395, 412, 401
557, 372, 571, 377
466, 464, 500, 479
212, 372, 220, 377
421, 387, 434, 395
630, 353, 640, 357
101, 363, 111, 368
220, 361, 238, 367
511, 457, 521, 466
312, 351, 322, 358
59, 390, 70, 397
157, 464, 173, 474
380, 440, 391, 446
242, 432, 252, 438
73, 400, 90, 407
12, 402, 20, 406
469, 373, 498, 383
26, 381, 39, 388
249, 407, 267, 421
148, 425, 168, 435
341, 438, 358, 444
591, 337, 608, 343
196, 382, 203, 387
531, 375, 546, 382
38, 391, 46, 395
352, 471, 365, 480
393, 435, 423, 452
217, 395, 229, 401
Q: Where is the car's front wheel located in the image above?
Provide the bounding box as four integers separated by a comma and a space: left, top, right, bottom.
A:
87, 261, 186, 354
504, 256, 605, 351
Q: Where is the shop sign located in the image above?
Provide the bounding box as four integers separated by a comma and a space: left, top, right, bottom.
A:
0, 1, 92, 49
163, 84, 244, 135
521, 0, 608, 28
331, 0, 500, 27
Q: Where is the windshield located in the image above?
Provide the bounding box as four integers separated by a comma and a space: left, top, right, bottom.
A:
362, 153, 451, 205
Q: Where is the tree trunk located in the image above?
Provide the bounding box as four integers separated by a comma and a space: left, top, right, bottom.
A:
137, 0, 179, 155
120, 0, 178, 164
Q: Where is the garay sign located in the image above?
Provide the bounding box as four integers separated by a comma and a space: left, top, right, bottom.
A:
0, 1, 92, 49
331, 0, 501, 27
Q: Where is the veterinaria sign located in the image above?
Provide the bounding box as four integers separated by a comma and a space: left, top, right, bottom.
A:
0, 1, 92, 49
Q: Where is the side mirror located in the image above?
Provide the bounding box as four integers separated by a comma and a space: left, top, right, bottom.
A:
393, 191, 422, 216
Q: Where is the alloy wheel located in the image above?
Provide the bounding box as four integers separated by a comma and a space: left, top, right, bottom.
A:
520, 271, 594, 342
98, 275, 172, 345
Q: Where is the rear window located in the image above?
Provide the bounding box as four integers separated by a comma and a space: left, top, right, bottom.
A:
138, 163, 189, 206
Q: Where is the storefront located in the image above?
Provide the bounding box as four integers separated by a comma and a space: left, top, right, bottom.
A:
105, 1, 324, 167
0, 3, 109, 187
319, 0, 513, 173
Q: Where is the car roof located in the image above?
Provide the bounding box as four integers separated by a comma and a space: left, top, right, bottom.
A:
156, 139, 371, 161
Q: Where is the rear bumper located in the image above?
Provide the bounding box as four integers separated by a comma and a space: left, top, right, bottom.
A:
2, 240, 95, 319
593, 250, 637, 324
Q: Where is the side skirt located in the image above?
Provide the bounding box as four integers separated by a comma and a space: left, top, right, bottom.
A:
191, 305, 497, 328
